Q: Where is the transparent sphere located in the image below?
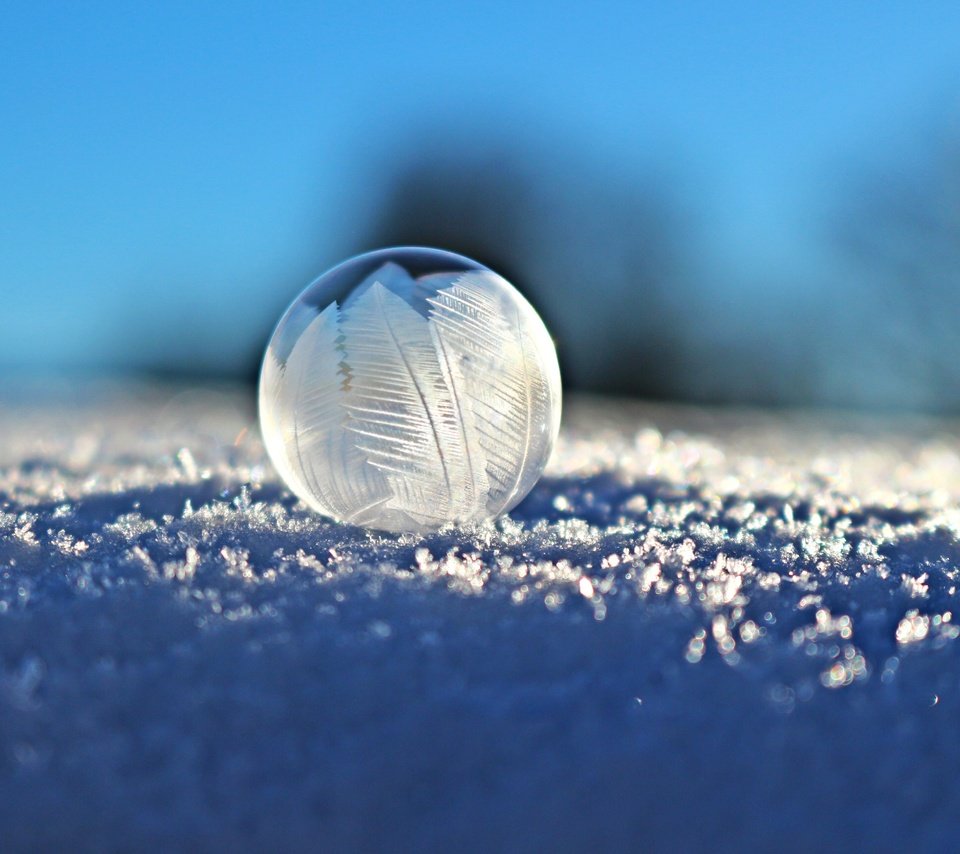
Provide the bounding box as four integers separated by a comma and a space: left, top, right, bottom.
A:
259, 247, 562, 533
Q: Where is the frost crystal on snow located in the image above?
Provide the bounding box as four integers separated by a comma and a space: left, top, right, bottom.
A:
258, 248, 562, 533
3, 384, 960, 848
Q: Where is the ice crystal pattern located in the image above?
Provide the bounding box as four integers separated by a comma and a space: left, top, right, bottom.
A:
259, 260, 561, 532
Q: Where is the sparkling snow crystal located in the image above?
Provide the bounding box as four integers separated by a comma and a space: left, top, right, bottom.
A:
2, 384, 960, 849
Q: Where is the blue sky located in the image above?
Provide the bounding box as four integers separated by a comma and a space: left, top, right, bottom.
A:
2, 1, 959, 376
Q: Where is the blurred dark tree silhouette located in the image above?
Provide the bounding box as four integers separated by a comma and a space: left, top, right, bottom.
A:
828, 133, 960, 412
308, 120, 960, 412
358, 138, 693, 398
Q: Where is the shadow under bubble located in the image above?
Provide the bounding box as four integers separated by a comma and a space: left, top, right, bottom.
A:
511, 472, 684, 527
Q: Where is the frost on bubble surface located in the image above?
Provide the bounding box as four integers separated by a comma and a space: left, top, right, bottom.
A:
259, 249, 562, 533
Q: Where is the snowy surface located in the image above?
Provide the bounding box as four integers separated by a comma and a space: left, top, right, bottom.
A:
2, 383, 960, 851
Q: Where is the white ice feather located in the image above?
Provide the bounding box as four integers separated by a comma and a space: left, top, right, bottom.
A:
281, 303, 391, 523
339, 280, 487, 524
427, 272, 555, 514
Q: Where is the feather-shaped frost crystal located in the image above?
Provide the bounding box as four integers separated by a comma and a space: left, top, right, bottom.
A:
259, 247, 562, 533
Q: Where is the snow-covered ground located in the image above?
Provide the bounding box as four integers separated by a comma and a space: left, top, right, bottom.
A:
2, 382, 960, 851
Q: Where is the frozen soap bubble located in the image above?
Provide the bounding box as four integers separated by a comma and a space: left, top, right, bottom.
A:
259, 247, 562, 533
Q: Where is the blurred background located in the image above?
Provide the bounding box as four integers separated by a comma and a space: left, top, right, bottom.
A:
3, 1, 960, 411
